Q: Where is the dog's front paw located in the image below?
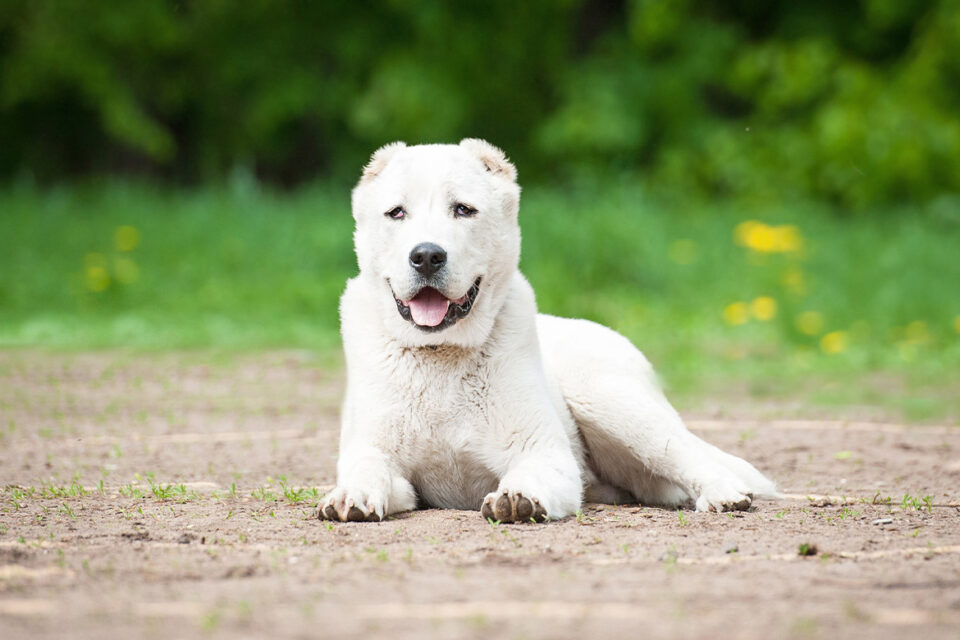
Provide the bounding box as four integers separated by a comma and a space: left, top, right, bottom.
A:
480, 489, 548, 523
315, 487, 385, 522
695, 478, 753, 512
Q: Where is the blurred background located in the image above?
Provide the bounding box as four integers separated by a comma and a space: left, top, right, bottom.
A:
1, 0, 958, 418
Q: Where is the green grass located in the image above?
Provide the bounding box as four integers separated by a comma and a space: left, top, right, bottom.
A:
0, 180, 353, 350
1, 179, 959, 419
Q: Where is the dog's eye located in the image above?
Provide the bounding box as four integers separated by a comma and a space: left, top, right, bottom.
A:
454, 203, 477, 217
385, 206, 405, 220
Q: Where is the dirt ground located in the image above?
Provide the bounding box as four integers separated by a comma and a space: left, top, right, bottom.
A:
1, 351, 958, 640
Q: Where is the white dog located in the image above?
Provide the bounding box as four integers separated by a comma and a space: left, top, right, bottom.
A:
317, 139, 776, 523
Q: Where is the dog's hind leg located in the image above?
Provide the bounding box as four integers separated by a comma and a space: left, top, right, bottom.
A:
537, 315, 777, 511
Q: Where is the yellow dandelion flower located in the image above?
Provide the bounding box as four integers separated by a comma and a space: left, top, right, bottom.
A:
772, 225, 803, 253
85, 265, 110, 292
723, 302, 750, 326
734, 221, 762, 247
734, 220, 805, 254
747, 223, 778, 253
115, 225, 141, 252
750, 296, 777, 321
114, 257, 140, 284
820, 330, 848, 355
668, 239, 698, 265
795, 311, 824, 336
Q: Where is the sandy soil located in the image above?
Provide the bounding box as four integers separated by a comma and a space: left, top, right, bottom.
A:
1, 351, 958, 640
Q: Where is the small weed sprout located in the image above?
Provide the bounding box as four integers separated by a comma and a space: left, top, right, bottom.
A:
41, 480, 86, 499
251, 486, 277, 502
837, 507, 859, 520
662, 546, 679, 568
899, 493, 934, 512
279, 482, 319, 505
8, 486, 32, 510
119, 483, 144, 499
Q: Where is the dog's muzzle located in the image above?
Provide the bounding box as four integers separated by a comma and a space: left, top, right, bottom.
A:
393, 278, 482, 332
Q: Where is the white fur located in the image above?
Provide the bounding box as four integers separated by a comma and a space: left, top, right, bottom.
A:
318, 139, 777, 523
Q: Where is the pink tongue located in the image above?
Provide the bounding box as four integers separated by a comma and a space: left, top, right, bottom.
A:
407, 288, 450, 327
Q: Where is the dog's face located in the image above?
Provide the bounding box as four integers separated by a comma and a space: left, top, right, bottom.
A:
351, 139, 522, 347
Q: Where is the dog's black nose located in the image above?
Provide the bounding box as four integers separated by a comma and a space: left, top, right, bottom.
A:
409, 242, 447, 277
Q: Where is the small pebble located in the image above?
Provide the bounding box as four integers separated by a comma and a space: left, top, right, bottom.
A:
872, 518, 893, 525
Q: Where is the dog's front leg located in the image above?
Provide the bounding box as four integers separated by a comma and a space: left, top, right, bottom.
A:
316, 444, 416, 522
477, 349, 584, 523
479, 385, 584, 524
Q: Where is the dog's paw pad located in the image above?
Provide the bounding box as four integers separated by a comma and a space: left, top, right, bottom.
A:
481, 490, 547, 523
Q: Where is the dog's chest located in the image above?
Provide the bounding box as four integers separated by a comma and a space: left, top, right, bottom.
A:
384, 347, 499, 508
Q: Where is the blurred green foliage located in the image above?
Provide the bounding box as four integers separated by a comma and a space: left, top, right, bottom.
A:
3, 1, 960, 209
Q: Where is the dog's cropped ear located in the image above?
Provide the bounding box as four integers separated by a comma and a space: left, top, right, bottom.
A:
360, 141, 406, 182
459, 138, 517, 182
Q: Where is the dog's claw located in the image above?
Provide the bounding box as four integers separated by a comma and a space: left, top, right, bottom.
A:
316, 487, 385, 523
696, 479, 755, 512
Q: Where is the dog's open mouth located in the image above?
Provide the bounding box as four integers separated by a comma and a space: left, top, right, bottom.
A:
394, 278, 481, 332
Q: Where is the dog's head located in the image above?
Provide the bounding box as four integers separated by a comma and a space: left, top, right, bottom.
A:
351, 139, 521, 347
